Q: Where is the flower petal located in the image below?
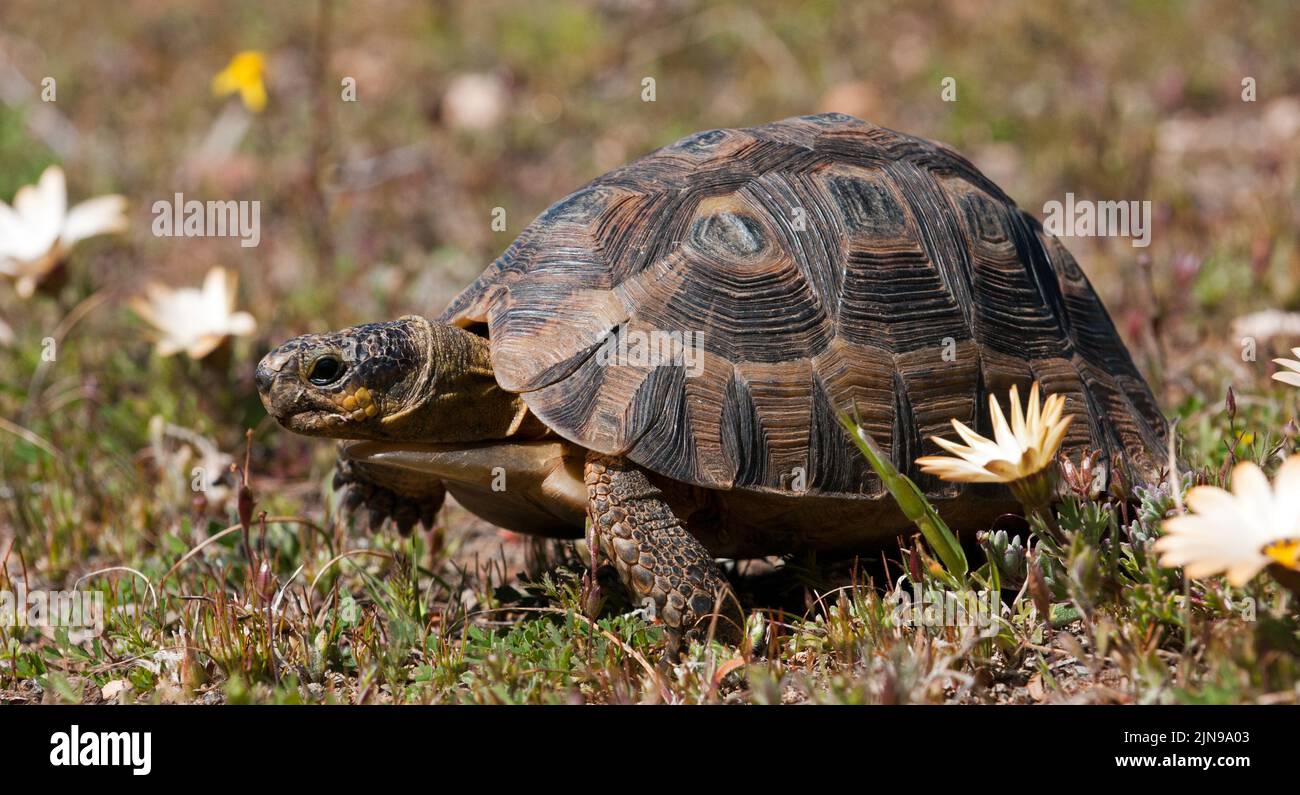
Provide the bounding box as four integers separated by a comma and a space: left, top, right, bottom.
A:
1037, 415, 1074, 467
1229, 461, 1271, 505
1224, 558, 1269, 587
226, 310, 256, 337
63, 195, 128, 246
1268, 455, 1300, 542
240, 81, 267, 113
1010, 383, 1028, 443
187, 334, 226, 360
1183, 485, 1236, 516
916, 455, 1002, 483
988, 392, 1016, 451
950, 419, 998, 458
0, 202, 28, 260
930, 435, 976, 459
5, 166, 65, 262
984, 456, 1030, 481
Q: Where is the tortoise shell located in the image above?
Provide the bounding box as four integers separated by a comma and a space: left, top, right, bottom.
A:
442, 113, 1167, 502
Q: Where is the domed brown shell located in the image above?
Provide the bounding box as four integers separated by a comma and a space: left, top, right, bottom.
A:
442, 114, 1167, 501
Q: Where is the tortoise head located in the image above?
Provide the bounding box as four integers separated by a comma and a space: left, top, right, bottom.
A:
256, 316, 527, 443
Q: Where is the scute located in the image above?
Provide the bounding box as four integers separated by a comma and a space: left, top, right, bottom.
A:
441, 114, 1167, 499
825, 172, 910, 238
690, 210, 767, 258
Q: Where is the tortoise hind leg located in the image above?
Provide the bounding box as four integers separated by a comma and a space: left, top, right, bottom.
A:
583, 453, 742, 659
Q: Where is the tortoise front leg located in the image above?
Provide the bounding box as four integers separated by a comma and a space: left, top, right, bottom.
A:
583, 453, 742, 659
332, 449, 446, 535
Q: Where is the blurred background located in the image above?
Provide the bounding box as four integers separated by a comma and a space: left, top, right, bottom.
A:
1, 0, 1299, 563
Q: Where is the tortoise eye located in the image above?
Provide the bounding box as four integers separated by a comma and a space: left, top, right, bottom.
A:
307, 354, 344, 386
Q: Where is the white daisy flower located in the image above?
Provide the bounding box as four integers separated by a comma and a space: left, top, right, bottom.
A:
916, 382, 1074, 485
1273, 347, 1300, 388
131, 266, 257, 359
0, 165, 128, 297
1154, 456, 1300, 586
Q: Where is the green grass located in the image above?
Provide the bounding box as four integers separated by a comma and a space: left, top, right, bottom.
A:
3, 364, 1297, 704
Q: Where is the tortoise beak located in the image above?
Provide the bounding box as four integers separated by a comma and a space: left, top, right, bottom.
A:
255, 348, 294, 395
254, 360, 276, 394
256, 344, 359, 437
255, 346, 302, 416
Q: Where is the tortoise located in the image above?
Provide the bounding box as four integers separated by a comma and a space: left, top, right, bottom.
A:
255, 113, 1167, 653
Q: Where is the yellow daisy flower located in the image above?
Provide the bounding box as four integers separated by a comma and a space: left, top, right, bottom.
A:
212, 51, 268, 113
1154, 456, 1300, 586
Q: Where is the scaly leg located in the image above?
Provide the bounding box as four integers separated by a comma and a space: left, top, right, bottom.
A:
332, 449, 446, 535
583, 453, 742, 658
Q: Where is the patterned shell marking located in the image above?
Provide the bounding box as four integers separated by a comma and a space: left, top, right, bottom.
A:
441, 114, 1167, 500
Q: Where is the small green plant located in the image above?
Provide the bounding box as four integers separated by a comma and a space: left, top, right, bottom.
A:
839, 414, 968, 586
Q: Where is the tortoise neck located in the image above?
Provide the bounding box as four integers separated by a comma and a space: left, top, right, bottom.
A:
382, 319, 531, 443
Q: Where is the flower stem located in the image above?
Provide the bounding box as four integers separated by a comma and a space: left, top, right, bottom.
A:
1011, 467, 1062, 541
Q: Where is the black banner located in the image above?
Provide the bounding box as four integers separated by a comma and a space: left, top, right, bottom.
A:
0, 706, 1285, 781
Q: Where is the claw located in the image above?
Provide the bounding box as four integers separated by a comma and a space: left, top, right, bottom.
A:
368, 488, 396, 531
343, 485, 368, 512
329, 457, 445, 536
393, 502, 418, 536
